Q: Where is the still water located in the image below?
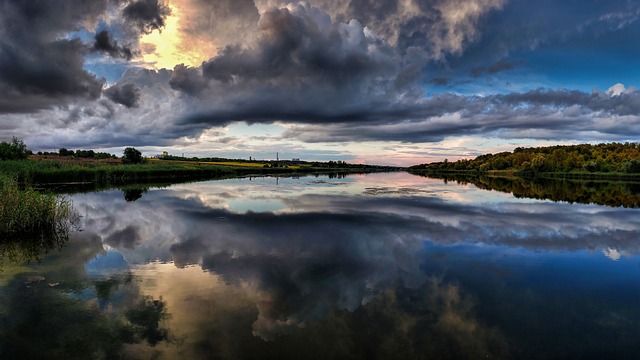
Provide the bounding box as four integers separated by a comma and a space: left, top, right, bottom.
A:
1, 172, 640, 359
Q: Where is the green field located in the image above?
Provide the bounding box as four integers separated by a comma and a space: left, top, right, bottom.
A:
0, 157, 394, 188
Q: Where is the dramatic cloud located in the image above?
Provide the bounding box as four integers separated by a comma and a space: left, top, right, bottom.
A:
104, 82, 141, 107
0, 0, 108, 113
122, 0, 172, 34
169, 64, 207, 96
105, 224, 142, 249
92, 30, 135, 60
0, 0, 639, 163
280, 87, 640, 143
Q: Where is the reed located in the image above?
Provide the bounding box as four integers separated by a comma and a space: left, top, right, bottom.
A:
0, 174, 77, 244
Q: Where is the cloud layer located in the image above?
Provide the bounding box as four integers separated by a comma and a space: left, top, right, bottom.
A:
0, 0, 639, 162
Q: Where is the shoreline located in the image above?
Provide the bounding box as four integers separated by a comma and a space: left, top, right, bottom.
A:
408, 169, 640, 182
0, 158, 403, 191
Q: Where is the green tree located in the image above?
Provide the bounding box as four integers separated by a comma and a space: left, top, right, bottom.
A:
0, 137, 29, 160
122, 147, 143, 164
59, 148, 74, 157
623, 159, 640, 173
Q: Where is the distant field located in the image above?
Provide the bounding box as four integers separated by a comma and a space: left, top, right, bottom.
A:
147, 158, 304, 169
30, 154, 121, 164
1, 156, 390, 187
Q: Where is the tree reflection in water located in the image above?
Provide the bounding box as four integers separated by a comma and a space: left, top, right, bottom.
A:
414, 172, 640, 208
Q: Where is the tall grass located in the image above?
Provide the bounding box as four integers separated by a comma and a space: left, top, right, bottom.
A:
0, 174, 78, 261
0, 159, 240, 185
0, 159, 391, 187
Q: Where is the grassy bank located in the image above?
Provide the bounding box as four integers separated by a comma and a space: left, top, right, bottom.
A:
0, 175, 78, 262
0, 159, 237, 185
0, 158, 398, 188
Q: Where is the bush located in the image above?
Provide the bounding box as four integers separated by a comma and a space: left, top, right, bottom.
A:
0, 137, 29, 160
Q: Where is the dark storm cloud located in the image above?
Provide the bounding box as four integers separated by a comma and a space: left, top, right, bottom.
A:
169, 64, 207, 96
278, 87, 640, 143
168, 2, 638, 144
122, 0, 172, 34
104, 82, 141, 107
0, 0, 173, 115
0, 0, 108, 113
92, 30, 135, 60
174, 4, 416, 127
104, 225, 142, 249
200, 5, 398, 86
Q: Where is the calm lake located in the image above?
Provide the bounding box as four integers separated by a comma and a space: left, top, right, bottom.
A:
2, 172, 640, 359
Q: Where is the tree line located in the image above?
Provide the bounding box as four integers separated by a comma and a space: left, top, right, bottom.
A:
411, 142, 640, 174
1, 137, 144, 165
38, 148, 117, 160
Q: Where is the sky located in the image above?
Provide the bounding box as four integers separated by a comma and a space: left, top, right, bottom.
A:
1, 0, 639, 166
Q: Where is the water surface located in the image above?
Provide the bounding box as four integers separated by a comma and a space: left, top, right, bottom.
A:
1, 173, 639, 359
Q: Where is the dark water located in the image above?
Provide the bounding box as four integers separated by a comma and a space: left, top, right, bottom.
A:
1, 173, 640, 359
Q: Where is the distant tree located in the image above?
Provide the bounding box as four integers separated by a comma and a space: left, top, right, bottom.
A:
59, 148, 74, 157
122, 147, 143, 164
0, 137, 30, 160
76, 149, 95, 158
94, 152, 114, 160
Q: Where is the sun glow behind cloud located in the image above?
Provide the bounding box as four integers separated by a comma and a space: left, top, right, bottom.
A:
138, 2, 213, 70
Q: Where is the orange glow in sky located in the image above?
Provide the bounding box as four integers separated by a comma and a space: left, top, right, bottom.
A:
138, 1, 215, 70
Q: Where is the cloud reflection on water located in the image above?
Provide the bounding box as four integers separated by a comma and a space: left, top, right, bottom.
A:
68, 174, 640, 343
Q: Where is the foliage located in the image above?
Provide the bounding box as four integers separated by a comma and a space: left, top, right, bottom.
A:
411, 142, 640, 175
46, 148, 115, 159
0, 281, 169, 359
122, 147, 143, 164
125, 297, 169, 345
58, 148, 74, 157
0, 175, 78, 246
123, 188, 147, 202
623, 159, 640, 174
0, 137, 29, 160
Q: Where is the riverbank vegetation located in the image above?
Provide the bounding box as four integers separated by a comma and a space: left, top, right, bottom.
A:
0, 174, 78, 262
1, 143, 398, 187
411, 142, 640, 180
416, 172, 640, 208
1, 157, 397, 187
